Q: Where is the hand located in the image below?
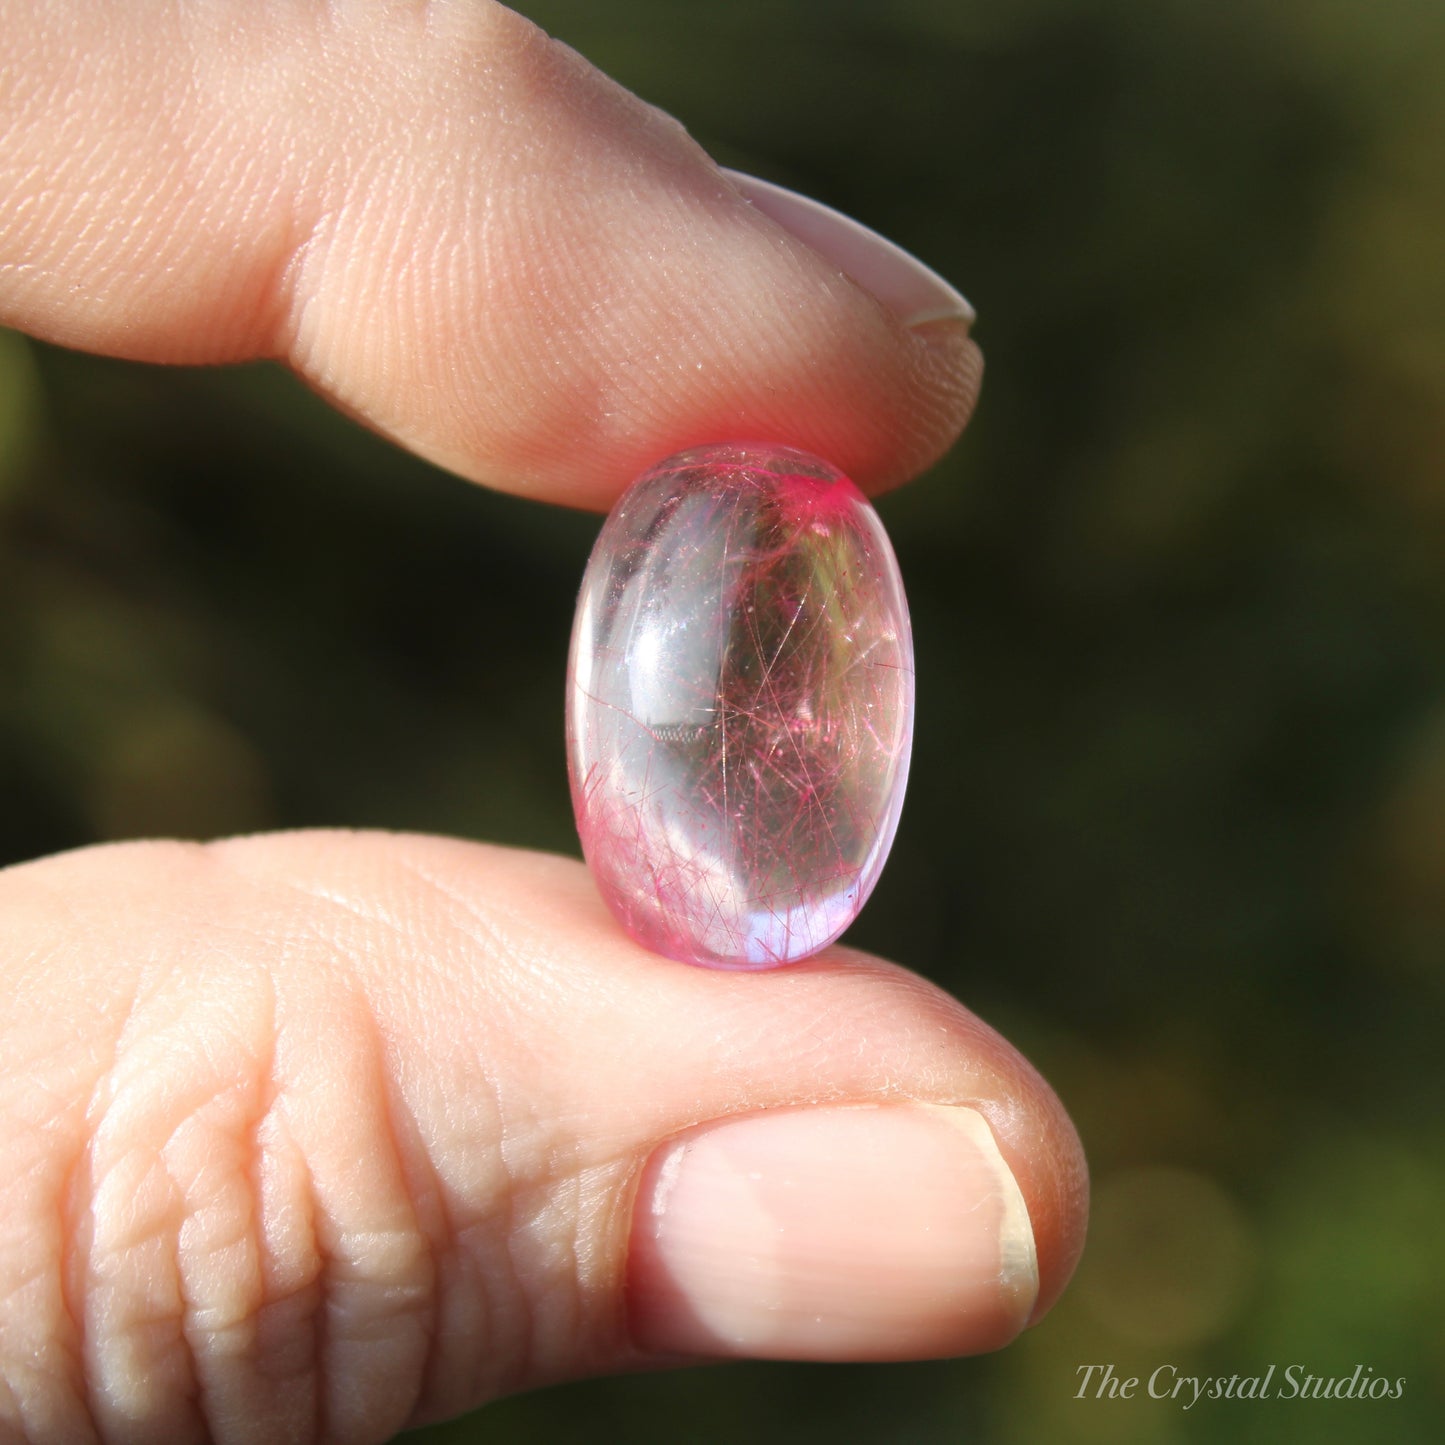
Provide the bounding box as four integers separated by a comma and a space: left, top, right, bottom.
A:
0, 5, 1087, 1443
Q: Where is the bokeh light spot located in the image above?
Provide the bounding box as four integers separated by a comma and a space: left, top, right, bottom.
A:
1079, 1165, 1256, 1349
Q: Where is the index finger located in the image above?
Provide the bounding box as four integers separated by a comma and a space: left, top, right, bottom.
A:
0, 0, 982, 509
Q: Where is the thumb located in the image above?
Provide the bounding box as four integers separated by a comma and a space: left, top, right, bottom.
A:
0, 831, 1086, 1442
0, 1, 981, 508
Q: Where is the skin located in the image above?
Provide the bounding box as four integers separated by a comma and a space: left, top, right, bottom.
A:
0, 4, 1087, 1442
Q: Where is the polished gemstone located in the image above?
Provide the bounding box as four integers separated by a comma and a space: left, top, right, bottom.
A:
567, 442, 914, 968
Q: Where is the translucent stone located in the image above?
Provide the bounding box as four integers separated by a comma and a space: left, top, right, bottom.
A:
567, 442, 914, 968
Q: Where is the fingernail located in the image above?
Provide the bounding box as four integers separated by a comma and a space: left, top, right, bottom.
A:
628, 1103, 1037, 1361
725, 169, 975, 329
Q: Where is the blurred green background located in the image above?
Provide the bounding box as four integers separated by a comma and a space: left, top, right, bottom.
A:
2, 0, 1443, 1440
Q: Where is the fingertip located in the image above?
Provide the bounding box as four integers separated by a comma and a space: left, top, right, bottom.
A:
962, 1043, 1090, 1328
1005, 1109, 1089, 1329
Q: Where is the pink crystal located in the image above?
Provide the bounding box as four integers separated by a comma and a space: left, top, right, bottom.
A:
567, 442, 914, 968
